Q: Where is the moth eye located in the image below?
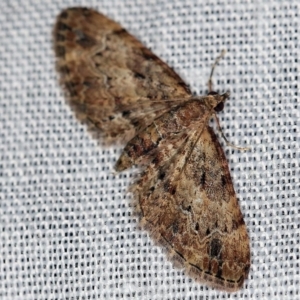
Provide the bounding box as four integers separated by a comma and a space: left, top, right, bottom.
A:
214, 102, 224, 112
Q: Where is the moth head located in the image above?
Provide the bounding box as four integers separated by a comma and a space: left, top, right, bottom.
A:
207, 91, 230, 113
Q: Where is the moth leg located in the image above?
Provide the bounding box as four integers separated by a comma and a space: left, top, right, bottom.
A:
213, 113, 250, 151
208, 49, 226, 92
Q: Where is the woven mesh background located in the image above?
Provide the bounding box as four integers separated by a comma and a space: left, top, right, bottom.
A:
0, 0, 299, 299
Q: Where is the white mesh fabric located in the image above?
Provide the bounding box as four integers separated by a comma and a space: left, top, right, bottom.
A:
0, 0, 299, 299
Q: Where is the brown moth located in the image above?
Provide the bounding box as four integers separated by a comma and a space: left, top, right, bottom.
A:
54, 7, 250, 291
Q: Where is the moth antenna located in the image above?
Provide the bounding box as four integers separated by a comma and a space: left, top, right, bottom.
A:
208, 49, 226, 92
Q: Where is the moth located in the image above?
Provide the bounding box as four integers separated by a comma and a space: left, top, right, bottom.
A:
54, 7, 250, 291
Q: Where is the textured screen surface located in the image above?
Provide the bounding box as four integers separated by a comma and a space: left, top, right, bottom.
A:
0, 1, 299, 299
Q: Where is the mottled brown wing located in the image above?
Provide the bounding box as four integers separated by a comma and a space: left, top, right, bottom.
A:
54, 7, 192, 142
133, 125, 250, 291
